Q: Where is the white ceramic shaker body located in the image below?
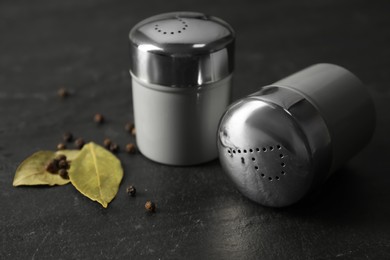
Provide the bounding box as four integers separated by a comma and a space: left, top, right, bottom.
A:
129, 12, 235, 165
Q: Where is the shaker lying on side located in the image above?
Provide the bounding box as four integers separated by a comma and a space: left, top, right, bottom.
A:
218, 63, 376, 207
129, 12, 235, 165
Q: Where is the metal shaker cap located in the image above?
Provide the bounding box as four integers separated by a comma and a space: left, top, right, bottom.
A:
129, 12, 235, 87
218, 64, 376, 207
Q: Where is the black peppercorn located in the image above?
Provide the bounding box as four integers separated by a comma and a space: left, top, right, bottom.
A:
145, 201, 156, 213
58, 159, 68, 169
52, 158, 60, 166
125, 122, 136, 136
74, 138, 85, 149
58, 169, 69, 179
94, 113, 104, 124
62, 132, 73, 143
126, 185, 136, 197
125, 143, 136, 154
103, 138, 112, 149
109, 143, 119, 153
57, 143, 66, 150
58, 87, 69, 98
46, 161, 58, 174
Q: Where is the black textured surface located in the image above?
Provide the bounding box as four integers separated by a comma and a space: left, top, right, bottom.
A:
1, 0, 390, 259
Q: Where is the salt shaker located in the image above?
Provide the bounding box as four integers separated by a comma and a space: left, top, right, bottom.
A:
129, 12, 235, 165
218, 64, 376, 207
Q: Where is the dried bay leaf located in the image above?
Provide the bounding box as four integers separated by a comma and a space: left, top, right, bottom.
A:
68, 142, 123, 208
13, 143, 123, 208
13, 150, 80, 186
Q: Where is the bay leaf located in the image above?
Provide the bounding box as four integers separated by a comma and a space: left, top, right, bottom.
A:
68, 142, 123, 208
13, 150, 80, 186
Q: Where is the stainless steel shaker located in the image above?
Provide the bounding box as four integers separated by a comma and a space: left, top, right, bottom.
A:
129, 12, 235, 165
218, 63, 376, 207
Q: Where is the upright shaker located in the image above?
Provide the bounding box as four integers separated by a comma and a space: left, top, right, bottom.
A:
218, 64, 376, 207
129, 12, 235, 165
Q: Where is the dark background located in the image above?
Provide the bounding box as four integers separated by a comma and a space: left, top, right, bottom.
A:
1, 0, 390, 259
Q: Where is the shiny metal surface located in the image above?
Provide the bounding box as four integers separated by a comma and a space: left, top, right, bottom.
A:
217, 64, 375, 207
274, 64, 376, 173
218, 87, 332, 207
129, 12, 235, 87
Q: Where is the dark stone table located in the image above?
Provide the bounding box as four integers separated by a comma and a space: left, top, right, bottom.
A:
1, 0, 390, 259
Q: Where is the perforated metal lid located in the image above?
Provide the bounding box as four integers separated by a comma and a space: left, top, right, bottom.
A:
129, 12, 235, 87
217, 64, 375, 207
218, 87, 332, 207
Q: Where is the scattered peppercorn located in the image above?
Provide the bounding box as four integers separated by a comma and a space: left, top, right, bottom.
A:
94, 113, 104, 124
62, 132, 74, 143
58, 87, 69, 98
57, 142, 66, 150
126, 185, 136, 197
103, 138, 112, 149
131, 127, 136, 136
45, 155, 71, 175
109, 143, 119, 153
58, 169, 69, 180
125, 143, 136, 154
74, 138, 85, 149
125, 122, 136, 136
46, 161, 58, 174
52, 158, 60, 167
58, 159, 68, 169
145, 200, 156, 213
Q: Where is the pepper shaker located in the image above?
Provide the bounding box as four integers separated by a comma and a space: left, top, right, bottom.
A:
218, 64, 376, 207
129, 12, 235, 165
